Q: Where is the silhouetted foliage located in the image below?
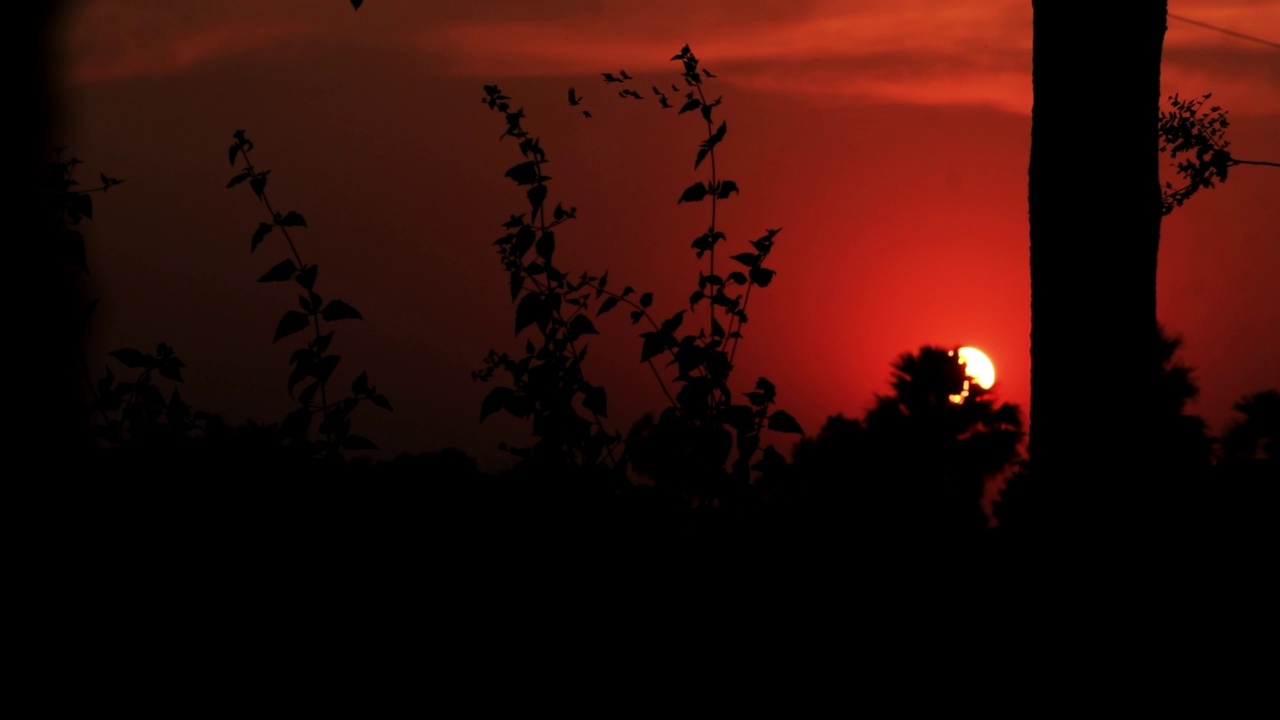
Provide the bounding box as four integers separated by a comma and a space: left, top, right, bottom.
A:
44, 148, 204, 450
1160, 93, 1280, 215
1221, 390, 1277, 465
227, 131, 391, 456
475, 47, 801, 504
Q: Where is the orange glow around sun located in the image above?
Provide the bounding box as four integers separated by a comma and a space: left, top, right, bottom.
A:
948, 347, 996, 404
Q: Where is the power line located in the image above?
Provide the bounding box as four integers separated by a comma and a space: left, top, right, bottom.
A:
1169, 13, 1280, 50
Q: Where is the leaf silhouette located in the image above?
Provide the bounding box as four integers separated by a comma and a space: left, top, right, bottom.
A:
296, 264, 318, 291
509, 270, 523, 301
695, 147, 710, 170
708, 121, 727, 146
258, 259, 298, 282
640, 332, 668, 362
278, 211, 307, 228
566, 314, 598, 341
251, 222, 273, 252
678, 183, 708, 203
351, 0, 363, 9
352, 371, 371, 396
482, 386, 516, 421
716, 180, 739, 199
597, 297, 619, 316
749, 266, 776, 287
506, 161, 539, 185
527, 184, 548, 218
536, 230, 555, 261
767, 409, 804, 434
274, 311, 310, 342
515, 292, 541, 335
321, 300, 363, 321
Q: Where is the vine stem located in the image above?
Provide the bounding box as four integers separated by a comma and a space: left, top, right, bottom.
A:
692, 78, 719, 355
726, 281, 755, 367
237, 146, 332, 449
560, 293, 680, 409
688, 67, 739, 414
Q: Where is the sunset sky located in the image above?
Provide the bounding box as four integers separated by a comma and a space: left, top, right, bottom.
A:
50, 1, 1279, 471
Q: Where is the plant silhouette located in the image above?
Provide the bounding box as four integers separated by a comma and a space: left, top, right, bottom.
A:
1160, 93, 1280, 215
45, 148, 204, 449
227, 130, 391, 456
475, 46, 803, 505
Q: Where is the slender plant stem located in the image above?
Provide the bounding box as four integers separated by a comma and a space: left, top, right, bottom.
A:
237, 147, 332, 446
727, 281, 755, 367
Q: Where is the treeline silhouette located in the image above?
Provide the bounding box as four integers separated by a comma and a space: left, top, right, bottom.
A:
63, 340, 1275, 554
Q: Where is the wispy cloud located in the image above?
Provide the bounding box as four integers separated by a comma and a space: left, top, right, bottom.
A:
60, 0, 1277, 113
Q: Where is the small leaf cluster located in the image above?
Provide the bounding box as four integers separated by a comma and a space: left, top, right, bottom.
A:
636, 45, 800, 492
1159, 93, 1234, 216
227, 130, 391, 455
90, 343, 206, 445
45, 147, 122, 273
41, 148, 200, 450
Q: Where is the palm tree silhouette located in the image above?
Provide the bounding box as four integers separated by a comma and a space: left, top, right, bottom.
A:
788, 346, 1023, 534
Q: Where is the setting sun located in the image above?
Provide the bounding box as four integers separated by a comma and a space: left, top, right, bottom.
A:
947, 346, 996, 404
957, 347, 996, 390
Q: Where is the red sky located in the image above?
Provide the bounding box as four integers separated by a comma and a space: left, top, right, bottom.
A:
51, 1, 1279, 471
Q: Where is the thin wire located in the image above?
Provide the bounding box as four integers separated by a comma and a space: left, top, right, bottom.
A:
1169, 13, 1280, 50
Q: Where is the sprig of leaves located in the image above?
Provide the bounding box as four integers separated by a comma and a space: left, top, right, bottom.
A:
1158, 93, 1280, 215
476, 47, 802, 503
477, 86, 645, 469
90, 343, 208, 445
227, 130, 391, 455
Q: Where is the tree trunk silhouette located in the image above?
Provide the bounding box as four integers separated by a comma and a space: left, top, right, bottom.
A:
1027, 2, 1168, 531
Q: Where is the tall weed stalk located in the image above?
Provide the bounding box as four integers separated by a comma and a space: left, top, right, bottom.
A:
227, 131, 392, 456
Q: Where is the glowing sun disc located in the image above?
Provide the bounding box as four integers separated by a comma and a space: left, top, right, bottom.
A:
957, 347, 996, 390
